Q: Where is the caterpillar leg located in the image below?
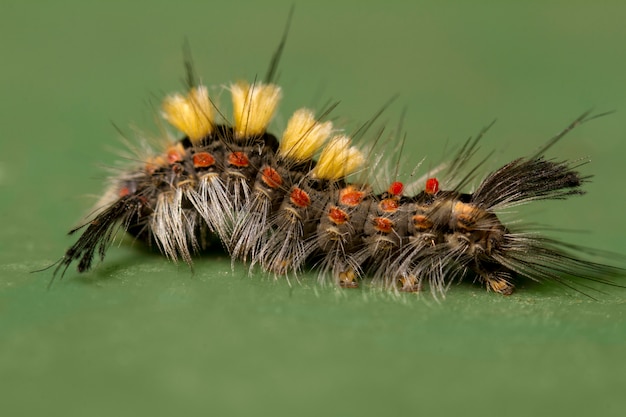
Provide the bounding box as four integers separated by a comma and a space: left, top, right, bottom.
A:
396, 274, 421, 293
483, 272, 515, 295
338, 268, 359, 288
472, 261, 516, 295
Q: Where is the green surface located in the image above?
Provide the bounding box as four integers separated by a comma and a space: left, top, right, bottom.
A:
1, 1, 625, 416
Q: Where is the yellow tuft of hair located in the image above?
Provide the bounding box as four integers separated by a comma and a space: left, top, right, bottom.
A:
278, 108, 333, 162
312, 135, 365, 180
231, 81, 282, 139
162, 86, 214, 143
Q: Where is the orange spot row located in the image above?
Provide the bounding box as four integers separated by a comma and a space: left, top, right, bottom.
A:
193, 152, 215, 168
373, 217, 394, 233
425, 177, 439, 194
166, 143, 185, 164
290, 187, 311, 208
388, 181, 404, 196
379, 198, 399, 213
413, 214, 433, 231
261, 167, 282, 189
339, 186, 365, 207
228, 151, 249, 168
118, 187, 130, 197
328, 206, 349, 225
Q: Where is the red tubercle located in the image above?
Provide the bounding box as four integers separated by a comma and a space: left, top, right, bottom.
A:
228, 151, 249, 168
373, 217, 394, 233
167, 147, 184, 164
290, 187, 311, 208
261, 167, 283, 189
425, 177, 439, 194
388, 181, 404, 196
118, 187, 130, 197
413, 214, 433, 231
379, 198, 399, 213
339, 186, 365, 207
328, 206, 349, 225
193, 152, 215, 168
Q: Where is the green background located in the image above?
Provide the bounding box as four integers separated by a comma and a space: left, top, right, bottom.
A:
1, 1, 625, 416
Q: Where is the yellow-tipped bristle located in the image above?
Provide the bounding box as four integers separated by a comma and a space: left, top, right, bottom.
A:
162, 86, 214, 143
312, 135, 365, 180
278, 108, 333, 162
231, 81, 282, 139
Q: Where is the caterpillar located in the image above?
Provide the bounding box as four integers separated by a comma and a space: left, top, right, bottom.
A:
45, 22, 623, 298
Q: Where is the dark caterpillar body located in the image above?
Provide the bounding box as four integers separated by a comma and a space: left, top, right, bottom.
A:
50, 84, 619, 297
45, 15, 623, 297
